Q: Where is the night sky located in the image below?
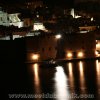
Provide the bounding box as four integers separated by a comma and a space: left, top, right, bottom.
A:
43, 0, 74, 7
0, 0, 75, 9
0, 0, 99, 8
0, 0, 99, 3
0, 0, 74, 4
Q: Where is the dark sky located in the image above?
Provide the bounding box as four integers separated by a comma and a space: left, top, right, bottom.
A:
0, 0, 74, 9
0, 0, 99, 3
43, 0, 74, 8
0, 0, 74, 4
0, 0, 99, 8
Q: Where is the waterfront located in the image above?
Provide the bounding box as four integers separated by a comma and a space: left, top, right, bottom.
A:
1, 59, 100, 99
26, 59, 100, 100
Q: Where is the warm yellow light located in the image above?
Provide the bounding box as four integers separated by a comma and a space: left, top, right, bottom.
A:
95, 51, 98, 55
34, 22, 46, 31
32, 54, 39, 60
67, 52, 73, 58
33, 63, 39, 85
95, 51, 99, 56
55, 34, 61, 39
77, 52, 84, 57
96, 43, 100, 48
91, 17, 93, 21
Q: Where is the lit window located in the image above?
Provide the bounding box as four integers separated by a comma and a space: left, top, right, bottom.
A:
95, 51, 99, 57
55, 34, 62, 39
67, 52, 73, 58
32, 54, 39, 60
77, 52, 84, 58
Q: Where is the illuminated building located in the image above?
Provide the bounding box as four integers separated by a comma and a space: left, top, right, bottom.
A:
25, 34, 57, 62
0, 7, 10, 26
56, 32, 96, 60
0, 7, 23, 28
24, 31, 96, 62
33, 22, 46, 31
9, 13, 23, 28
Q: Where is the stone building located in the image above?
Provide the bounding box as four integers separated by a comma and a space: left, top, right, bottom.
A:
56, 32, 96, 60
25, 34, 57, 62
25, 32, 96, 62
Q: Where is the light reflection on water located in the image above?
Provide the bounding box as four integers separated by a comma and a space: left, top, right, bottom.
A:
54, 66, 70, 100
67, 62, 75, 93
96, 60, 100, 95
96, 60, 100, 77
29, 60, 100, 100
33, 63, 39, 85
78, 61, 86, 94
32, 63, 41, 96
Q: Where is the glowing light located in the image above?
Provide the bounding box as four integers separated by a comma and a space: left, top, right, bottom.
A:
55, 34, 62, 39
96, 60, 100, 73
10, 22, 23, 28
96, 60, 100, 94
91, 17, 93, 21
32, 54, 39, 60
78, 61, 86, 94
54, 66, 70, 99
67, 62, 75, 93
32, 63, 41, 93
95, 51, 100, 57
71, 8, 74, 18
36, 15, 39, 18
34, 22, 46, 31
9, 13, 21, 22
75, 15, 81, 19
80, 30, 88, 33
77, 52, 84, 58
79, 61, 84, 76
9, 13, 23, 28
95, 51, 98, 55
96, 43, 100, 48
33, 63, 39, 83
68, 62, 73, 76
67, 52, 73, 58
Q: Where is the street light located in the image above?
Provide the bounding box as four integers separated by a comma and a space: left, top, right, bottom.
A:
32, 54, 39, 60
77, 51, 84, 58
55, 34, 62, 39
67, 52, 73, 58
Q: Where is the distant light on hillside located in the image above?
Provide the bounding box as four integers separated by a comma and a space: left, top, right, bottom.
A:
55, 34, 62, 39
91, 17, 94, 21
34, 22, 46, 31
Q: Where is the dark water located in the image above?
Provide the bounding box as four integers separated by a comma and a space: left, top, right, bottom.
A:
1, 60, 100, 100
27, 60, 100, 100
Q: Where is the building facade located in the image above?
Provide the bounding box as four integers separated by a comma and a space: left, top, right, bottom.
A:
25, 32, 96, 62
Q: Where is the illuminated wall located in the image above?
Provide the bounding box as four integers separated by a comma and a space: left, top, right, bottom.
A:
0, 10, 10, 26
25, 35, 57, 61
0, 8, 23, 28
33, 22, 47, 31
57, 32, 96, 59
9, 13, 23, 28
